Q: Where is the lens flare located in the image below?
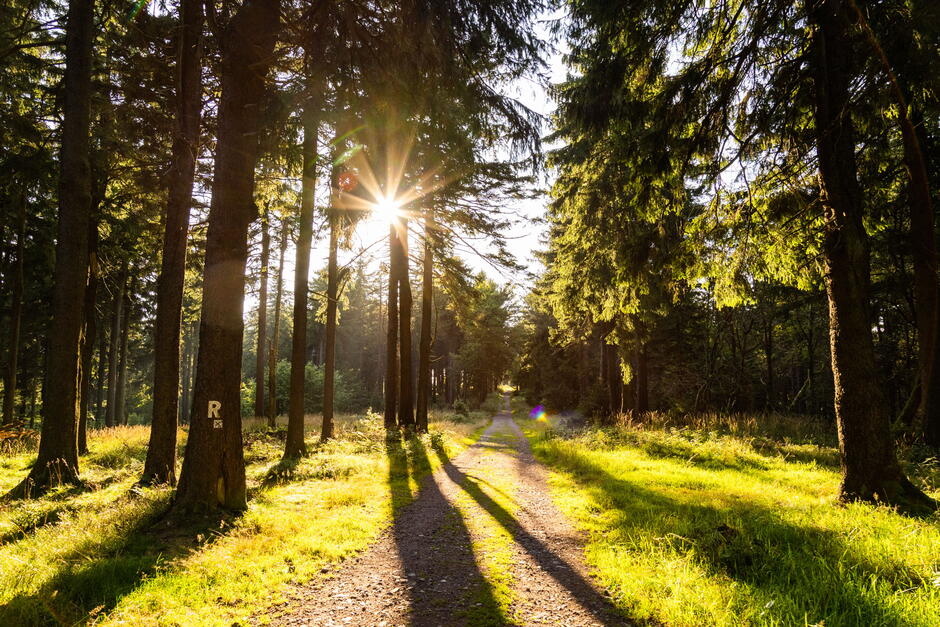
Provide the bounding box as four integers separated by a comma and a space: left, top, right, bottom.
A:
529, 405, 547, 422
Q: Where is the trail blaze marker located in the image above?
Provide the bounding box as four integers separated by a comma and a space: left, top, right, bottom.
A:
209, 400, 222, 429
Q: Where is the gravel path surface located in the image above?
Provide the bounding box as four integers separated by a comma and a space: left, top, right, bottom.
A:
266, 403, 626, 626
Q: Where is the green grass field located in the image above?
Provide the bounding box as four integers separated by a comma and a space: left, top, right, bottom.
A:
524, 414, 940, 627
0, 412, 485, 626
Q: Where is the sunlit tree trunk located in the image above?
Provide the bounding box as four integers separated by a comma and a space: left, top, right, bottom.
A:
255, 205, 270, 418
385, 222, 400, 430
285, 108, 317, 458
116, 277, 133, 425
105, 260, 127, 428
174, 0, 279, 513
268, 218, 287, 426
322, 213, 339, 440
415, 213, 433, 433
143, 0, 203, 485
12, 0, 95, 496
398, 217, 414, 430
811, 0, 934, 512
77, 220, 98, 453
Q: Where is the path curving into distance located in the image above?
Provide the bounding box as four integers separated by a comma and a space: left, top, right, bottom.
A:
267, 403, 626, 626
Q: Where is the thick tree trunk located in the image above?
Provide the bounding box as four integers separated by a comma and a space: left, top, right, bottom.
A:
268, 218, 287, 427
812, 0, 934, 512
77, 220, 98, 453
285, 109, 317, 458
12, 0, 95, 496
415, 214, 433, 433
3, 188, 26, 425
845, 0, 940, 448
322, 214, 339, 441
385, 222, 400, 430
143, 0, 203, 485
174, 0, 279, 513
398, 217, 414, 430
105, 262, 127, 428
116, 277, 133, 425
255, 206, 270, 417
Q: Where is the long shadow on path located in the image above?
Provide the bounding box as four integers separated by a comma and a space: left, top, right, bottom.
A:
386, 434, 508, 626
429, 429, 628, 626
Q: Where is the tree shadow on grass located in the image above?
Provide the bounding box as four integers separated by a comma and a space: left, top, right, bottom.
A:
537, 442, 934, 626
385, 433, 509, 626
0, 495, 241, 626
428, 434, 628, 626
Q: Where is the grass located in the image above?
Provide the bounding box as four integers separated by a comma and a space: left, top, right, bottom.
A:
0, 410, 486, 626
523, 414, 940, 627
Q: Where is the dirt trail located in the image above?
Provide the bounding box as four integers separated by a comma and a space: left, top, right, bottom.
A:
267, 402, 625, 626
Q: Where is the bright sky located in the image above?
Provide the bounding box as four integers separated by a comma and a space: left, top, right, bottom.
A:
239, 10, 568, 317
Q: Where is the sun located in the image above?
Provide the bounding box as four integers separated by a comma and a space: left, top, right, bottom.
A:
373, 195, 401, 224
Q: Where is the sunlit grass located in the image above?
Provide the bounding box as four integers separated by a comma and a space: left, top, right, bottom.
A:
524, 417, 940, 627
0, 411, 485, 626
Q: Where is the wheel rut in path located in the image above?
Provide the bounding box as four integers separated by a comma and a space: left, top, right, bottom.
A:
268, 409, 626, 626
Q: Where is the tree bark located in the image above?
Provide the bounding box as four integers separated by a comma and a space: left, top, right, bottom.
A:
12, 0, 95, 496
415, 213, 433, 433
94, 314, 106, 427
385, 222, 400, 430
77, 219, 98, 453
143, 0, 203, 485
811, 0, 934, 512
322, 213, 339, 441
116, 276, 133, 425
844, 0, 940, 448
255, 205, 270, 417
268, 217, 287, 426
2, 188, 26, 425
285, 108, 317, 458
174, 0, 279, 513
105, 262, 127, 428
398, 217, 414, 430
635, 342, 649, 413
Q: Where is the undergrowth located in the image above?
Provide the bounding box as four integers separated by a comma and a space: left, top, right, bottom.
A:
525, 416, 940, 627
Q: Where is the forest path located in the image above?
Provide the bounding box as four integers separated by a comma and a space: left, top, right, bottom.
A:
268, 401, 625, 626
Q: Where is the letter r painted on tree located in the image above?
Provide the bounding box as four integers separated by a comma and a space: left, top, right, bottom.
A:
209, 400, 222, 429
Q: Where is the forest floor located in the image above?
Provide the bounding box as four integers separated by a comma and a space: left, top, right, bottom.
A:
0, 411, 486, 626
264, 409, 625, 626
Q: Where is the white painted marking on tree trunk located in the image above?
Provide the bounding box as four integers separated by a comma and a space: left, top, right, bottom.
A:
208, 400, 221, 418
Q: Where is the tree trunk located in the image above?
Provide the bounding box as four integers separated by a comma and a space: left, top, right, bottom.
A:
635, 342, 649, 413
179, 320, 195, 423
143, 0, 203, 485
844, 0, 940, 448
764, 320, 774, 410
105, 261, 127, 428
255, 205, 270, 417
415, 213, 433, 433
2, 188, 26, 425
116, 277, 133, 425
606, 342, 622, 418
174, 0, 279, 513
268, 217, 287, 426
322, 214, 339, 441
94, 317, 106, 427
285, 107, 317, 458
78, 219, 98, 453
12, 0, 95, 496
385, 222, 400, 430
811, 0, 934, 512
398, 217, 414, 430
